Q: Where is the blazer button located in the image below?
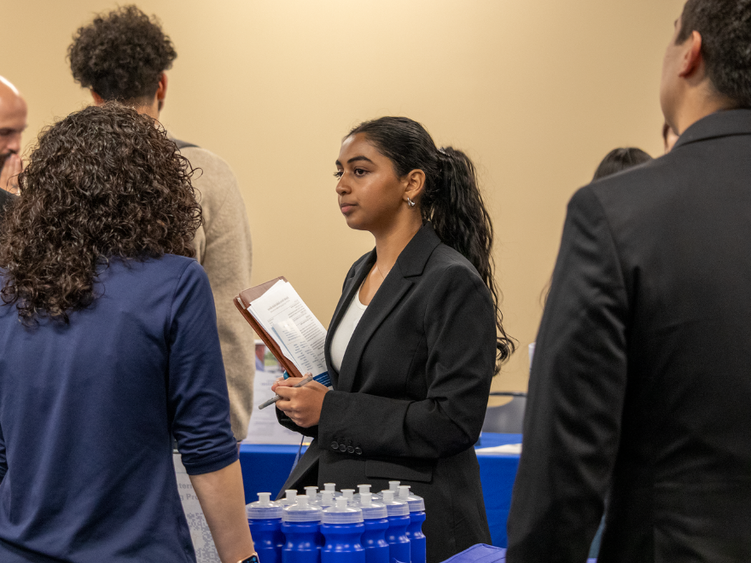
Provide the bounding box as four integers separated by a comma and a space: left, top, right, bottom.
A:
347, 446, 355, 454
339, 443, 347, 453
331, 441, 339, 451
355, 447, 362, 455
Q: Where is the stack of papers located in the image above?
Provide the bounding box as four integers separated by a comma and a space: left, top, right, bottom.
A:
246, 280, 331, 387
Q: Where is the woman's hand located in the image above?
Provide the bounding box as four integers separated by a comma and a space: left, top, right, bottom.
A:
273, 373, 328, 428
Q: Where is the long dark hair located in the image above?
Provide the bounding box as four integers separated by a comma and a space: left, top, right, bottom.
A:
0, 103, 201, 325
348, 116, 514, 366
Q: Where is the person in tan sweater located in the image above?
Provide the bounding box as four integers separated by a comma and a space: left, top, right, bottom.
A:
68, 5, 254, 441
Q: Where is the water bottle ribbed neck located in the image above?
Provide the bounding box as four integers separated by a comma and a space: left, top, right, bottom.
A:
380, 490, 409, 517
321, 497, 363, 524
398, 485, 426, 512
282, 497, 323, 522
246, 492, 284, 519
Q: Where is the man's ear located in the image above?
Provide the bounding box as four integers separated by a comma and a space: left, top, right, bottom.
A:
91, 90, 105, 106
404, 169, 426, 204
156, 73, 168, 112
679, 30, 703, 78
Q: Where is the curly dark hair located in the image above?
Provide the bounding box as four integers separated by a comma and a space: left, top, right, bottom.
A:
68, 5, 177, 103
678, 0, 751, 107
0, 103, 201, 324
348, 117, 515, 369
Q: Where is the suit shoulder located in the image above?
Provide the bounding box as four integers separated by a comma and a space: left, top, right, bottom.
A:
427, 243, 482, 276
422, 244, 489, 297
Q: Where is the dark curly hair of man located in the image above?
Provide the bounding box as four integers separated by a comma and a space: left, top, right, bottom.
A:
678, 0, 751, 107
0, 103, 201, 324
68, 5, 177, 103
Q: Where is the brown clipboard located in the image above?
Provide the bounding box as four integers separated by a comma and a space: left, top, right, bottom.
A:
234, 277, 304, 378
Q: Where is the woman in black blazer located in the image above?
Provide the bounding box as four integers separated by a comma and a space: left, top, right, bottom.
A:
274, 116, 513, 563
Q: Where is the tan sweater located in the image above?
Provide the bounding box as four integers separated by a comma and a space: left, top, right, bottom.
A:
181, 145, 254, 440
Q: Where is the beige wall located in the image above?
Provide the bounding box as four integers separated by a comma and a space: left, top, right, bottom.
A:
5, 0, 686, 393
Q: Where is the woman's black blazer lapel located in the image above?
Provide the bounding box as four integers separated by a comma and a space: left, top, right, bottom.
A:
324, 250, 375, 386
329, 223, 442, 393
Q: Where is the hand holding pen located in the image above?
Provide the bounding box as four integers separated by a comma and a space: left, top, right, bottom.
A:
259, 373, 315, 409
271, 372, 328, 428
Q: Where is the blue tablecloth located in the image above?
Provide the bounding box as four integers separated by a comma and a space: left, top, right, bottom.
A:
239, 432, 522, 548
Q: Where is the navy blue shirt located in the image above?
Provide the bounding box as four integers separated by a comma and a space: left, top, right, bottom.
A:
0, 255, 238, 562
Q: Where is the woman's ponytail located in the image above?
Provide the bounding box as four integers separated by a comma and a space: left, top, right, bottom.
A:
347, 117, 515, 367
425, 147, 514, 365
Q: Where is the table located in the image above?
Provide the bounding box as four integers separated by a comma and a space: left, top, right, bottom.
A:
239, 432, 522, 548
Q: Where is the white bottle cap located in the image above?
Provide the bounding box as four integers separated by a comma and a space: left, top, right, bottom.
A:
381, 490, 409, 517
357, 494, 388, 520
398, 485, 425, 512
321, 496, 363, 524
282, 496, 323, 523
305, 486, 318, 501
246, 492, 284, 520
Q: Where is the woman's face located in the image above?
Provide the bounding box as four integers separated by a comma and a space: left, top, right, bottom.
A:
334, 133, 407, 235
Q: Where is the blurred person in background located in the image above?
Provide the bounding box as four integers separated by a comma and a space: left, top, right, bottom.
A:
0, 104, 255, 563
68, 5, 255, 442
0, 76, 27, 198
593, 147, 652, 180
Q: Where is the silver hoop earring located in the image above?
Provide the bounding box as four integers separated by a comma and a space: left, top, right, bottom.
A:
407, 197, 416, 208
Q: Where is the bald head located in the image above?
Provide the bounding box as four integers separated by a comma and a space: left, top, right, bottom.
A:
0, 77, 27, 194
0, 77, 27, 158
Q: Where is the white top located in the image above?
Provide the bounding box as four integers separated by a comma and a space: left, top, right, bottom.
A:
330, 289, 368, 372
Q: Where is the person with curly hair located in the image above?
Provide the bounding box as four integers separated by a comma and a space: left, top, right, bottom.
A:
0, 104, 255, 563
68, 5, 256, 443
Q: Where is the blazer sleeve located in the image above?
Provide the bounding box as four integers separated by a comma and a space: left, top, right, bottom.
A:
506, 186, 629, 562
318, 263, 496, 459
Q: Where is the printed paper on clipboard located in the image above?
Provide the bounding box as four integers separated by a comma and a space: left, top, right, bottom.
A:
235, 278, 332, 388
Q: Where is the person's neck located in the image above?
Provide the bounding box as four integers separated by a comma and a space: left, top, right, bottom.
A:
372, 219, 422, 275
136, 100, 160, 121
673, 87, 737, 135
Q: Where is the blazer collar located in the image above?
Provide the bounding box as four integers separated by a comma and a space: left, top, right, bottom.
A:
326, 222, 442, 392
674, 108, 751, 150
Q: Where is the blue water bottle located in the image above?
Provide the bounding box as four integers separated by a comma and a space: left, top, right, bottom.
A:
357, 489, 390, 563
281, 489, 299, 507
321, 496, 366, 563
319, 490, 336, 510
340, 489, 356, 503
354, 484, 379, 504
282, 496, 323, 563
246, 492, 285, 563
323, 483, 339, 497
305, 486, 320, 505
381, 490, 411, 563
398, 486, 426, 563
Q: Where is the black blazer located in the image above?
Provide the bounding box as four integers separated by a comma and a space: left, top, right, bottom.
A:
507, 109, 751, 563
278, 223, 496, 563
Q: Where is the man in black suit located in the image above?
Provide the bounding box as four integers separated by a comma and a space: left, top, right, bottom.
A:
507, 1, 751, 561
